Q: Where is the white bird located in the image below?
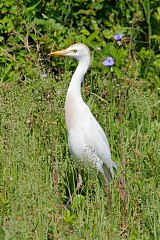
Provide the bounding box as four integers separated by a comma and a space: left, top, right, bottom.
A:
49, 43, 117, 186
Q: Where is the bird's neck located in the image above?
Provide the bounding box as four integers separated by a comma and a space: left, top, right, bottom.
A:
65, 55, 91, 130
67, 55, 91, 98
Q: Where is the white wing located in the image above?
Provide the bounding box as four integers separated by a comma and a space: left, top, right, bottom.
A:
67, 103, 117, 181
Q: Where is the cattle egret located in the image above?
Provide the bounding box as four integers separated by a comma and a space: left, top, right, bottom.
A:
49, 43, 117, 189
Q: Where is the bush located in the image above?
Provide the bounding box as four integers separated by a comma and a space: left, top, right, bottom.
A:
0, 0, 160, 89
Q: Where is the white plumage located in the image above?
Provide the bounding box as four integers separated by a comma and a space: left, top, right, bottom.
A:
49, 43, 117, 183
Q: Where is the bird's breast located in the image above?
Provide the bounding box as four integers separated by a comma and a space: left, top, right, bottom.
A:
65, 93, 76, 130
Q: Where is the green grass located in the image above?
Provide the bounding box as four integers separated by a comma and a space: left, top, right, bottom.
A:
0, 71, 159, 239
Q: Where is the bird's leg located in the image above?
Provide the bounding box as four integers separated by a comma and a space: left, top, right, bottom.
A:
104, 176, 111, 207
65, 169, 83, 208
76, 169, 83, 191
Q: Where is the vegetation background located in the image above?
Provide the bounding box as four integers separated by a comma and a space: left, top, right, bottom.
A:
0, 0, 160, 239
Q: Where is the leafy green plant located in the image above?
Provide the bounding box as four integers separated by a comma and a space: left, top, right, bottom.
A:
0, 0, 160, 88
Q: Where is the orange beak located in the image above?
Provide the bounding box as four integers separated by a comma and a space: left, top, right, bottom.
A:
48, 49, 73, 56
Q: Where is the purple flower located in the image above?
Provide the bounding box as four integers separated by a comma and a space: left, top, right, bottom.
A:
114, 33, 124, 41
102, 57, 114, 66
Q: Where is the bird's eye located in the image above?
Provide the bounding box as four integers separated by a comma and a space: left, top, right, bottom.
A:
72, 49, 77, 53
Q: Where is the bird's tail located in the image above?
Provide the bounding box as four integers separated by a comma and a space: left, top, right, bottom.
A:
112, 160, 117, 170
102, 161, 117, 183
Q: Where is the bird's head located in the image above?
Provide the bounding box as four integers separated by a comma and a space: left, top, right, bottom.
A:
48, 43, 90, 61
